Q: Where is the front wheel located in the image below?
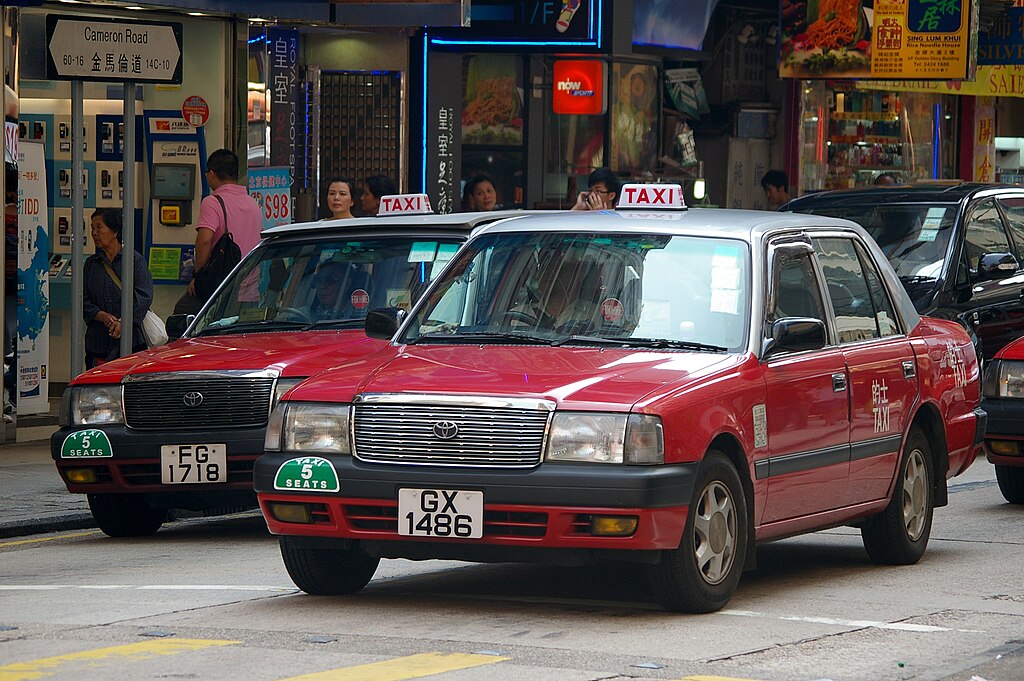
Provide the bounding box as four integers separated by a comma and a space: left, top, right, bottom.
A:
280, 537, 379, 595
995, 464, 1024, 504
861, 426, 934, 564
88, 493, 166, 537
649, 452, 748, 613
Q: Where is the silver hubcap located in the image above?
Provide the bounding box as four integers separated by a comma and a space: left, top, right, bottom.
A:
902, 448, 929, 541
692, 480, 737, 585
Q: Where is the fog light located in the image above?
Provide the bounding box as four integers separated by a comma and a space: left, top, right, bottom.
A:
269, 502, 313, 524
590, 516, 638, 537
64, 468, 97, 484
988, 440, 1021, 456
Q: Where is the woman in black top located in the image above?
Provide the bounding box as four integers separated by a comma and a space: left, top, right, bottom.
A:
83, 208, 154, 368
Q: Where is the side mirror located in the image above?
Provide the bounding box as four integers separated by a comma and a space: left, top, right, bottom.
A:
165, 314, 195, 341
763, 317, 826, 358
976, 252, 1019, 282
365, 307, 406, 340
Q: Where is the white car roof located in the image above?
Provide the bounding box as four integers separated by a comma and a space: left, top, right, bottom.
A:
261, 210, 551, 237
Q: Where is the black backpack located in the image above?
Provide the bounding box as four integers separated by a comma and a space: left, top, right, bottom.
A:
194, 195, 242, 302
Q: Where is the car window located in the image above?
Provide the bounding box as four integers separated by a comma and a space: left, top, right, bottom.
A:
767, 250, 826, 326
996, 197, 1024, 263
964, 199, 1012, 271
814, 237, 899, 342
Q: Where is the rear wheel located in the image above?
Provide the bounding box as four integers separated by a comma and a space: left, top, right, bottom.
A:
280, 537, 379, 595
87, 493, 166, 537
995, 464, 1024, 504
649, 452, 747, 613
861, 427, 933, 564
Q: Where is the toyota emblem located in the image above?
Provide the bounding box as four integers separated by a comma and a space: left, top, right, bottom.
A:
432, 420, 459, 440
182, 391, 204, 408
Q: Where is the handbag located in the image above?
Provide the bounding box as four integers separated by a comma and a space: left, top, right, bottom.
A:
193, 195, 242, 302
101, 259, 168, 348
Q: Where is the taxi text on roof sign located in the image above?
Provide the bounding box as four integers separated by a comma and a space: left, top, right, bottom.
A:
378, 194, 433, 217
616, 184, 687, 210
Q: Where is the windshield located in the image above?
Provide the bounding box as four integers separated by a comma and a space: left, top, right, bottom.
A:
402, 232, 750, 352
794, 203, 956, 280
191, 235, 461, 336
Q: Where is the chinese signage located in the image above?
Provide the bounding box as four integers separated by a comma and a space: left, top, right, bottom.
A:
248, 167, 292, 230
973, 97, 995, 183
552, 60, 606, 115
780, 0, 973, 80
860, 65, 1024, 98
268, 27, 299, 172
45, 16, 182, 84
436, 107, 455, 214
978, 8, 1024, 64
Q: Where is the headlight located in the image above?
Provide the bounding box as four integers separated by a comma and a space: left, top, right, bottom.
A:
276, 402, 351, 454
546, 413, 664, 464
983, 360, 1024, 398
66, 385, 124, 426
273, 377, 306, 410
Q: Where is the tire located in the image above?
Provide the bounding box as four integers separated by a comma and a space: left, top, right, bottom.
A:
995, 464, 1024, 504
861, 427, 934, 564
280, 537, 379, 595
649, 452, 748, 613
87, 493, 166, 538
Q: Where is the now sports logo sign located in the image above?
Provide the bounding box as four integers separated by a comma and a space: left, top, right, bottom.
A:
552, 60, 606, 115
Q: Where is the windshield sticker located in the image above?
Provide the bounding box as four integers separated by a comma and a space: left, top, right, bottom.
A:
918, 228, 939, 242
711, 244, 741, 267
710, 265, 741, 290
239, 307, 270, 322
273, 456, 340, 492
601, 298, 624, 323
921, 207, 947, 232
639, 299, 671, 336
436, 243, 459, 262
710, 288, 740, 315
61, 429, 114, 458
408, 242, 439, 263
351, 289, 369, 310
387, 289, 412, 310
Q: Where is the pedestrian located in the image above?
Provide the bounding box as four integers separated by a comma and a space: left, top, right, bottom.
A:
462, 174, 499, 211
360, 175, 397, 216
83, 208, 154, 368
873, 172, 898, 186
761, 169, 790, 210
571, 167, 622, 211
174, 149, 263, 314
324, 177, 356, 220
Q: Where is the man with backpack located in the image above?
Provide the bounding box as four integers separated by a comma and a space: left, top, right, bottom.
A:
175, 149, 263, 314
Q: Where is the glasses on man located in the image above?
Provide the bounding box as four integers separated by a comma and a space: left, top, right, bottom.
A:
315, 273, 341, 287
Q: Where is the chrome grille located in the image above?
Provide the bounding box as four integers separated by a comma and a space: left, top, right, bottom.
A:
124, 374, 275, 430
353, 401, 551, 467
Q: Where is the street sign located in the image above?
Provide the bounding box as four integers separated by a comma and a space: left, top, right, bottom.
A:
46, 15, 183, 84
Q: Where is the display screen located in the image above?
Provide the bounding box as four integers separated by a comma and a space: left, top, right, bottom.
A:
151, 164, 195, 200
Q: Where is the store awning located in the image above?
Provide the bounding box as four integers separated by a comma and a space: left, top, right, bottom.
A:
861, 65, 1024, 99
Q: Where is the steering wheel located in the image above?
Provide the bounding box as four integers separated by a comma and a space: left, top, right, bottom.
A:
275, 307, 312, 323
494, 310, 541, 327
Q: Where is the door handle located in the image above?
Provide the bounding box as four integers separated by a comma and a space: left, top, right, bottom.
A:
903, 360, 916, 379
832, 373, 847, 392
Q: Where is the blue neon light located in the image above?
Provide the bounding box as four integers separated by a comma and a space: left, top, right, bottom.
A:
422, 33, 428, 192
933, 103, 941, 179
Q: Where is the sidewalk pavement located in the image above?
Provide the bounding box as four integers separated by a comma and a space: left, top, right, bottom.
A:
0, 438, 95, 538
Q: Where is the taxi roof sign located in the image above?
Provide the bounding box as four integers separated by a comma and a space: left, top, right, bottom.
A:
616, 183, 687, 211
378, 193, 433, 217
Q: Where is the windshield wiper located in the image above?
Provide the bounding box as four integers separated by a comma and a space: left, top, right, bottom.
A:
554, 335, 728, 352
409, 331, 551, 345
899, 275, 937, 285
302, 318, 367, 330
194, 320, 309, 336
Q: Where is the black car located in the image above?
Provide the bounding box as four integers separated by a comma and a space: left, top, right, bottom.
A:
784, 183, 1024, 360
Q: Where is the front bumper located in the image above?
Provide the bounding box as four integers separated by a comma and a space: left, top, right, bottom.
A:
50, 424, 266, 499
255, 453, 697, 554
981, 398, 1024, 467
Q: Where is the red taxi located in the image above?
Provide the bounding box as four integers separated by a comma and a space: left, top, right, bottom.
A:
51, 197, 533, 537
981, 335, 1024, 503
255, 185, 985, 612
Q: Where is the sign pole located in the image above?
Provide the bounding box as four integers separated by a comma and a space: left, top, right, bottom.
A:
70, 79, 84, 378
120, 83, 136, 358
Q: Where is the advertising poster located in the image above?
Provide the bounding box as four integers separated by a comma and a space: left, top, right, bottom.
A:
16, 141, 50, 415
610, 63, 658, 174
247, 167, 292, 231
780, 0, 972, 80
462, 55, 523, 146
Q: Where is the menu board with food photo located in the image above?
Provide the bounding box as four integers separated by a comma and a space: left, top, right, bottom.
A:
780, 0, 873, 78
462, 55, 524, 146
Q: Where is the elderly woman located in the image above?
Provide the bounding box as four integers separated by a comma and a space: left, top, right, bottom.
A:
83, 208, 154, 368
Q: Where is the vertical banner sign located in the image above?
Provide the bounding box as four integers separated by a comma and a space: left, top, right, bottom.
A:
248, 167, 293, 230
436, 107, 455, 213
871, 0, 973, 79
16, 141, 50, 416
973, 97, 996, 182
425, 52, 462, 214
268, 28, 299, 173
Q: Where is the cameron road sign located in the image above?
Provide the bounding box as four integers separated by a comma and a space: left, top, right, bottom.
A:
46, 15, 183, 84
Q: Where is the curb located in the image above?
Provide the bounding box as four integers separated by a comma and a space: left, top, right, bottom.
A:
0, 513, 97, 539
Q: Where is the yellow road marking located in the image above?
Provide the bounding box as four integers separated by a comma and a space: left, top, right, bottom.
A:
676, 676, 769, 681
0, 528, 101, 548
278, 652, 509, 681
0, 639, 238, 681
